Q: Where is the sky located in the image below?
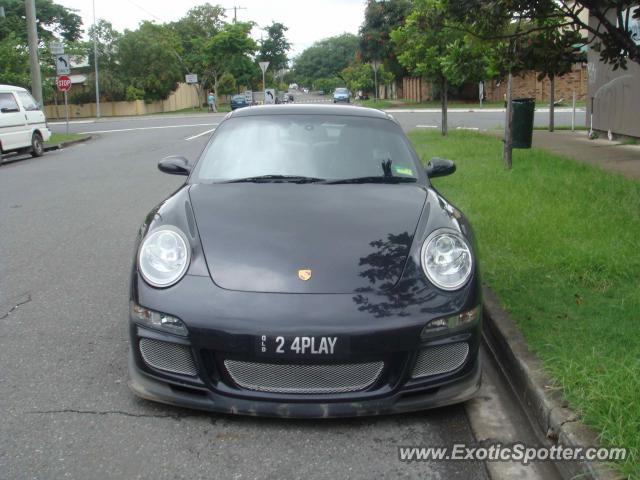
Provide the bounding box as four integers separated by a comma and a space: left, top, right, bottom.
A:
56, 0, 366, 58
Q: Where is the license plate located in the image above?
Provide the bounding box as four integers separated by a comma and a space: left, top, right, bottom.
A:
256, 335, 348, 358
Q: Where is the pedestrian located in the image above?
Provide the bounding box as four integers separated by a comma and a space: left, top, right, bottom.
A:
207, 91, 217, 113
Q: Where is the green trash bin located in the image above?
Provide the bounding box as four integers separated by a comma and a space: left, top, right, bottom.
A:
511, 98, 535, 148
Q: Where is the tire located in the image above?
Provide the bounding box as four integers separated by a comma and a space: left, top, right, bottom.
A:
31, 132, 44, 157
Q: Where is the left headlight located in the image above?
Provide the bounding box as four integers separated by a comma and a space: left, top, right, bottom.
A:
421, 228, 473, 291
138, 226, 190, 288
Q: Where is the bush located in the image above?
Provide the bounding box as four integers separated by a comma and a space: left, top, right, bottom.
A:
125, 85, 145, 101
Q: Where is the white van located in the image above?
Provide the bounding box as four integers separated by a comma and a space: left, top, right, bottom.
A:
0, 84, 51, 158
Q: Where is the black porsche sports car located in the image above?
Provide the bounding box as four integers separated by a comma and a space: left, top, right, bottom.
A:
128, 104, 482, 417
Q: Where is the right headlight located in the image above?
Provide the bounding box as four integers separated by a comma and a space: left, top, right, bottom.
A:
138, 226, 190, 288
421, 229, 473, 290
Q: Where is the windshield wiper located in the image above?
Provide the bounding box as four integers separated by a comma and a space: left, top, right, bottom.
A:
222, 175, 326, 184
324, 176, 417, 184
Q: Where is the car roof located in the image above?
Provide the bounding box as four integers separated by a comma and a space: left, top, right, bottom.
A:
227, 104, 394, 121
0, 84, 28, 93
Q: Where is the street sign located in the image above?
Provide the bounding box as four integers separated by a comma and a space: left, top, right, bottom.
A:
55, 54, 70, 75
185, 73, 198, 84
259, 61, 270, 73
50, 41, 64, 55
56, 75, 72, 92
264, 88, 275, 104
244, 90, 253, 104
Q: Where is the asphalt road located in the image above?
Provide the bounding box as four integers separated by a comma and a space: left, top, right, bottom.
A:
0, 112, 559, 479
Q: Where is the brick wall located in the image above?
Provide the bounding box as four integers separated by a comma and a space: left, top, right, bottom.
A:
400, 64, 587, 103
485, 64, 587, 103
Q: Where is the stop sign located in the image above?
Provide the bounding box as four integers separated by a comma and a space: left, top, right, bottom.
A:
56, 75, 72, 92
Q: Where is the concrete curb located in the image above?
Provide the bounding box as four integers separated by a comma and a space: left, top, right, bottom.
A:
481, 286, 623, 480
44, 135, 92, 151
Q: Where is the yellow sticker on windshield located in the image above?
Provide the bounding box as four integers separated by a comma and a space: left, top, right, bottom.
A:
394, 166, 414, 176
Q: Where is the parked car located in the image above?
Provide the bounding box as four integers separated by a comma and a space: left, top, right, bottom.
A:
230, 94, 250, 110
333, 87, 351, 103
128, 104, 481, 417
0, 84, 51, 158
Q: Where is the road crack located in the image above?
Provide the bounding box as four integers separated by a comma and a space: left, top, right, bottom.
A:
0, 293, 32, 319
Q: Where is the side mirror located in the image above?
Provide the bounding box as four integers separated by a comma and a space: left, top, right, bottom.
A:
158, 156, 191, 176
426, 157, 456, 178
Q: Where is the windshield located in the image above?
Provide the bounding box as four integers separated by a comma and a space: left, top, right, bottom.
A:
192, 114, 420, 183
335, 88, 348, 94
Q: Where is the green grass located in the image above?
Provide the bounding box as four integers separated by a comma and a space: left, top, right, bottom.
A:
408, 130, 640, 478
45, 133, 89, 145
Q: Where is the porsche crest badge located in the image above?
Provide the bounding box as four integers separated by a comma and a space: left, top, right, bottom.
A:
298, 269, 312, 281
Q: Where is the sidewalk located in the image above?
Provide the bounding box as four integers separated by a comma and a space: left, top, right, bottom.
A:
531, 130, 640, 180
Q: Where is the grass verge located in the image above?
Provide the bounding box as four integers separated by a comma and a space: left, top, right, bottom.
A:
45, 133, 89, 145
408, 130, 640, 478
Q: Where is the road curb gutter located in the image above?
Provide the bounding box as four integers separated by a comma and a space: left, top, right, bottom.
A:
44, 135, 93, 152
481, 286, 622, 480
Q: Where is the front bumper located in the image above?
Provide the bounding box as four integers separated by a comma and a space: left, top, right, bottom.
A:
129, 348, 480, 418
129, 274, 481, 418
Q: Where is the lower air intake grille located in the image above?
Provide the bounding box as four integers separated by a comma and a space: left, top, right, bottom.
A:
224, 360, 384, 394
412, 342, 469, 379
139, 338, 197, 376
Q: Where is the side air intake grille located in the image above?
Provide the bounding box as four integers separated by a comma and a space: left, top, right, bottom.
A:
139, 338, 197, 376
412, 342, 469, 379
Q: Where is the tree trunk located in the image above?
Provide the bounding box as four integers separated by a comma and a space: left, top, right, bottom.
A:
441, 77, 448, 136
503, 72, 514, 170
549, 76, 555, 132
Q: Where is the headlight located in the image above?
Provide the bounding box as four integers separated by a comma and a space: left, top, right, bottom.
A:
421, 229, 473, 290
138, 226, 190, 287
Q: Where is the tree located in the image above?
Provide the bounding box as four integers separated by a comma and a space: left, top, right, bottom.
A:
447, 1, 640, 69
313, 77, 343, 93
118, 22, 183, 101
0, 33, 30, 87
169, 5, 227, 104
292, 34, 359, 87
205, 22, 258, 95
520, 23, 586, 131
217, 72, 236, 97
391, 0, 488, 136
87, 20, 126, 102
258, 22, 291, 72
359, 0, 412, 80
341, 62, 393, 96
0, 0, 82, 43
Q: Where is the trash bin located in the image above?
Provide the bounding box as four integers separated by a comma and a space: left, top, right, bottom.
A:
511, 98, 535, 148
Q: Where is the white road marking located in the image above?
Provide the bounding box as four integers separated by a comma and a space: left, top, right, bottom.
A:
416, 125, 439, 128
185, 128, 216, 141
78, 122, 218, 135
456, 126, 480, 131
387, 107, 585, 113
49, 119, 95, 125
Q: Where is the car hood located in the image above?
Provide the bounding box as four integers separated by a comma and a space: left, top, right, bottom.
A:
189, 183, 427, 294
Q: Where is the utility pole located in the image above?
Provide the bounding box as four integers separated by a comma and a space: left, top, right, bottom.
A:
224, 6, 246, 23
371, 60, 380, 101
93, 0, 101, 117
25, 0, 43, 104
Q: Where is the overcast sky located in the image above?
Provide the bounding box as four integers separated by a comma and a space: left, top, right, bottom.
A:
57, 0, 366, 58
